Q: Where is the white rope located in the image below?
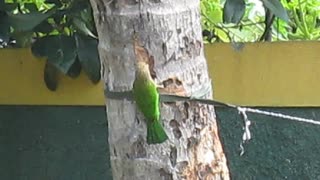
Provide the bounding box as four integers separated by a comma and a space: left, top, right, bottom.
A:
164, 85, 320, 155
237, 107, 252, 156
186, 86, 320, 155
243, 107, 320, 125
234, 106, 320, 156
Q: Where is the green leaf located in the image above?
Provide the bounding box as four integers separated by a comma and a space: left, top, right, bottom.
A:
31, 36, 47, 57
52, 10, 65, 24
34, 20, 53, 34
1, 3, 18, 12
76, 34, 100, 84
45, 0, 63, 7
208, 8, 222, 24
72, 17, 97, 38
32, 35, 77, 74
47, 35, 77, 74
44, 61, 59, 91
223, 0, 246, 24
7, 8, 56, 32
69, 0, 89, 13
215, 29, 230, 42
67, 57, 82, 78
80, 7, 93, 23
24, 3, 38, 12
261, 0, 290, 22
0, 11, 10, 43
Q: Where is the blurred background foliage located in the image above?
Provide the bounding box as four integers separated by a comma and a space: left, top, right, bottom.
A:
0, 0, 100, 91
0, 0, 319, 90
201, 0, 320, 42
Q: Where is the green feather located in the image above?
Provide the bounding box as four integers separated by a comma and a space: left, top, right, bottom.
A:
147, 120, 168, 144
133, 62, 168, 144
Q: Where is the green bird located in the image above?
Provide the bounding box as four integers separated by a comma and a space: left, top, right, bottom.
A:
133, 60, 168, 144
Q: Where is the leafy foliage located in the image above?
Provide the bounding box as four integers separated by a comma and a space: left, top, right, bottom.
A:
1, 0, 320, 90
282, 0, 320, 40
201, 0, 320, 42
201, 0, 268, 42
0, 0, 100, 91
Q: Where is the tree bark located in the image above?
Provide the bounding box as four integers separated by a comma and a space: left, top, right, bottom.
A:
89, 0, 230, 179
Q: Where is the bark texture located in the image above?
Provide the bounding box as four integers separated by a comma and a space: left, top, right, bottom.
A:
90, 0, 230, 179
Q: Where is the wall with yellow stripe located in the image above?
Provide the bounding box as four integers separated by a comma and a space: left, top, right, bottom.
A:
1, 42, 318, 106
0, 48, 105, 105
205, 42, 320, 107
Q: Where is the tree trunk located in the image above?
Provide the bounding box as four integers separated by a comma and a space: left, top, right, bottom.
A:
89, 0, 230, 179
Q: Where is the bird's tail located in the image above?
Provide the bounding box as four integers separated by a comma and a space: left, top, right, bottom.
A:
147, 120, 168, 144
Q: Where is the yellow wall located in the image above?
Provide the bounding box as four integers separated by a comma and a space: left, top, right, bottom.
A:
1, 42, 319, 106
205, 42, 320, 107
0, 48, 105, 105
